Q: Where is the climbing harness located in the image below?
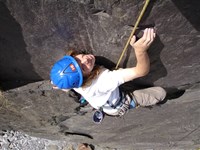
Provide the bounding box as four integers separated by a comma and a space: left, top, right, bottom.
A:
92, 98, 137, 123
115, 0, 151, 69
106, 89, 123, 109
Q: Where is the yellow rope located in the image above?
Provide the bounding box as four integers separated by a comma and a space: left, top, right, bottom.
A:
115, 0, 151, 69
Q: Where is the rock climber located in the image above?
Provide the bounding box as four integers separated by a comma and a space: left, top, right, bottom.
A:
50, 28, 166, 122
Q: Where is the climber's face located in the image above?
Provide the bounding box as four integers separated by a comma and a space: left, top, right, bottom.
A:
75, 54, 95, 77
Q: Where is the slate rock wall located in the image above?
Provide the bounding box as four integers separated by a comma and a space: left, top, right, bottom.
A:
0, 1, 200, 149
1, 81, 199, 149
0, 0, 200, 89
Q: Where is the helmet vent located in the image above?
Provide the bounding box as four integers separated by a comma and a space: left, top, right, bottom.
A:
63, 64, 76, 74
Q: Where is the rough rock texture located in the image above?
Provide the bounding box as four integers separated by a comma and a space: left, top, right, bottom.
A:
0, 0, 200, 89
0, 0, 200, 149
1, 81, 200, 149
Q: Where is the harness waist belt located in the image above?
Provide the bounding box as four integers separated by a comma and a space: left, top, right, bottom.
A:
106, 90, 123, 109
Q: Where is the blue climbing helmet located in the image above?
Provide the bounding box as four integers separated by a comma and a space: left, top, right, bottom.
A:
50, 56, 83, 89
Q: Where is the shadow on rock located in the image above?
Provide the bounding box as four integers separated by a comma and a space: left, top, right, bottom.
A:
95, 56, 116, 70
0, 2, 42, 90
158, 87, 185, 105
172, 0, 200, 31
119, 35, 167, 92
133, 35, 167, 87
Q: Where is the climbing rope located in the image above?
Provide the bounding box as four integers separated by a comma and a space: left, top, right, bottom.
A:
115, 0, 151, 69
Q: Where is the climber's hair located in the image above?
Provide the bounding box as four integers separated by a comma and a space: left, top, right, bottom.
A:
66, 50, 101, 88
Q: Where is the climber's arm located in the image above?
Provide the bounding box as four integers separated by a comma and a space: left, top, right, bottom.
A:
118, 28, 155, 82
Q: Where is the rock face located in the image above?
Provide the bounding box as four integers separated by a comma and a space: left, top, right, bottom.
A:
1, 81, 200, 149
0, 0, 200, 149
0, 0, 200, 89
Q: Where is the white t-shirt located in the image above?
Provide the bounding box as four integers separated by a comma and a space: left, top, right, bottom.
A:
74, 68, 125, 114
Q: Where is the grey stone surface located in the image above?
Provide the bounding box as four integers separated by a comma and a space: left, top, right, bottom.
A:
0, 81, 199, 149
0, 0, 200, 149
0, 0, 199, 89
0, 130, 108, 150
